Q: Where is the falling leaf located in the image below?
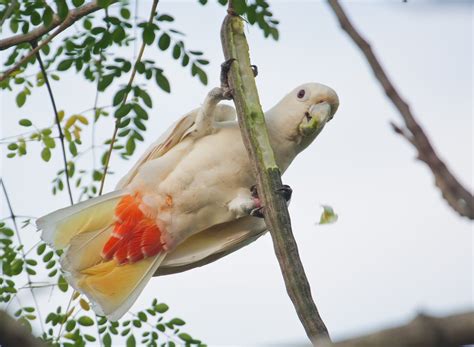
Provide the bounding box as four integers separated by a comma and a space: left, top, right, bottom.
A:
318, 205, 338, 225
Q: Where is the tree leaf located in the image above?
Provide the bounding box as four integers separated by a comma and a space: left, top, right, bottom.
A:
318, 205, 338, 225
77, 316, 94, 326
158, 33, 171, 50
16, 92, 26, 107
126, 335, 136, 347
41, 148, 51, 162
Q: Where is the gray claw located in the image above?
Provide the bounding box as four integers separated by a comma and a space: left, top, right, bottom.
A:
275, 184, 292, 202
251, 64, 258, 77
250, 206, 265, 218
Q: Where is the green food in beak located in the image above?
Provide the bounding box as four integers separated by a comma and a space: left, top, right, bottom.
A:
299, 101, 332, 137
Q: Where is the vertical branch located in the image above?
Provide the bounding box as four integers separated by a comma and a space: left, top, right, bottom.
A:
327, 0, 473, 219
33, 43, 74, 205
220, 6, 330, 345
98, 0, 160, 195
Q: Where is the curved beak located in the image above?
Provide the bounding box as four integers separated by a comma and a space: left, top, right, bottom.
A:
299, 101, 333, 137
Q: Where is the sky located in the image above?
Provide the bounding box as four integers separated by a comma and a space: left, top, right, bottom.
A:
1, 0, 472, 346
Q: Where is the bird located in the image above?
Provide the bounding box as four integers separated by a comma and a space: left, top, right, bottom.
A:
36, 80, 339, 321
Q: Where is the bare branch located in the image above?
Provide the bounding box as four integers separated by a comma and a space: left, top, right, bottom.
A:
221, 4, 330, 345
98, 0, 160, 195
0, 1, 111, 51
33, 42, 74, 205
327, 0, 474, 220
319, 311, 474, 347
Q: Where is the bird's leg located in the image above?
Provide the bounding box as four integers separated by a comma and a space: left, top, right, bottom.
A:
193, 60, 257, 138
192, 87, 227, 138
249, 184, 292, 218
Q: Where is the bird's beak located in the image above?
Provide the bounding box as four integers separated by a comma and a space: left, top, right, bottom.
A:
299, 101, 332, 137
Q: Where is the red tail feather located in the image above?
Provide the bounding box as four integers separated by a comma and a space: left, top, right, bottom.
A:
102, 194, 163, 264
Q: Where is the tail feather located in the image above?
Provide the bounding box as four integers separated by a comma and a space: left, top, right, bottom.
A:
37, 190, 165, 321
37, 190, 125, 249
67, 253, 165, 321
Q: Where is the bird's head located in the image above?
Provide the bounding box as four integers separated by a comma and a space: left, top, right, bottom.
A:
267, 82, 339, 151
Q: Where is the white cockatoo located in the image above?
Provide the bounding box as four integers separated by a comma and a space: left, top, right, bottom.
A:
37, 81, 339, 320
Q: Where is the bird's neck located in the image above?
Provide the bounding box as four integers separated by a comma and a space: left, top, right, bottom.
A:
264, 109, 300, 173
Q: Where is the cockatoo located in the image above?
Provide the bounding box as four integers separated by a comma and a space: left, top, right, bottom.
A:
37, 80, 339, 321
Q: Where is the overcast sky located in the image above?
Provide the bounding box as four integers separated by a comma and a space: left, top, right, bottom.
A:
1, 0, 472, 345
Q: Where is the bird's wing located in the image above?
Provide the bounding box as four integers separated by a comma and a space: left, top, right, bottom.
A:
116, 104, 236, 189
156, 216, 267, 276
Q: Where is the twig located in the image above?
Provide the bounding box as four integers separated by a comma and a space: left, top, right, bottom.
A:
0, 1, 118, 81
220, 3, 330, 345
327, 0, 473, 219
98, 0, 160, 195
0, 178, 45, 332
0, 0, 17, 28
33, 42, 73, 205
320, 311, 474, 347
0, 0, 116, 51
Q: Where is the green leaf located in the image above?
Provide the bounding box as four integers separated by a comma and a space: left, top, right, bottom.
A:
84, 334, 96, 342
126, 335, 136, 347
115, 103, 132, 118
155, 72, 170, 93
125, 137, 135, 155
103, 333, 112, 347
113, 89, 127, 106
37, 243, 46, 255
57, 59, 73, 71
154, 303, 168, 313
120, 8, 131, 19
157, 14, 174, 22
42, 6, 54, 27
72, 0, 85, 6
318, 205, 338, 225
142, 24, 155, 46
172, 44, 181, 59
58, 275, 68, 292
158, 33, 170, 50
41, 148, 51, 162
178, 333, 192, 342
169, 318, 185, 326
77, 316, 94, 326
137, 312, 147, 322
43, 251, 54, 262
55, 0, 69, 20
65, 319, 76, 332
138, 90, 152, 108
16, 92, 26, 107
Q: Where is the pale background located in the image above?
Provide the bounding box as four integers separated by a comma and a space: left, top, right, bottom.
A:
1, 0, 472, 345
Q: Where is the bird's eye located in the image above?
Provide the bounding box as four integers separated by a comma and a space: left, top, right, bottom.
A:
296, 88, 309, 102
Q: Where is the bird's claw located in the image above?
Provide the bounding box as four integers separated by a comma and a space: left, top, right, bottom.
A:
251, 64, 258, 77
248, 184, 292, 218
220, 60, 258, 99
249, 206, 265, 218
275, 184, 293, 202
220, 59, 235, 99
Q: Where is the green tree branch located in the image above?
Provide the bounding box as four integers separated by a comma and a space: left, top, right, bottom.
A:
220, 5, 330, 345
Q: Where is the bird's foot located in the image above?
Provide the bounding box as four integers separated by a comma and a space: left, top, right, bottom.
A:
220, 58, 235, 99
219, 60, 259, 99
249, 184, 292, 218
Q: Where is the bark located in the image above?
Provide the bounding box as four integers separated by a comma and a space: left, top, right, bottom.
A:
220, 8, 330, 345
